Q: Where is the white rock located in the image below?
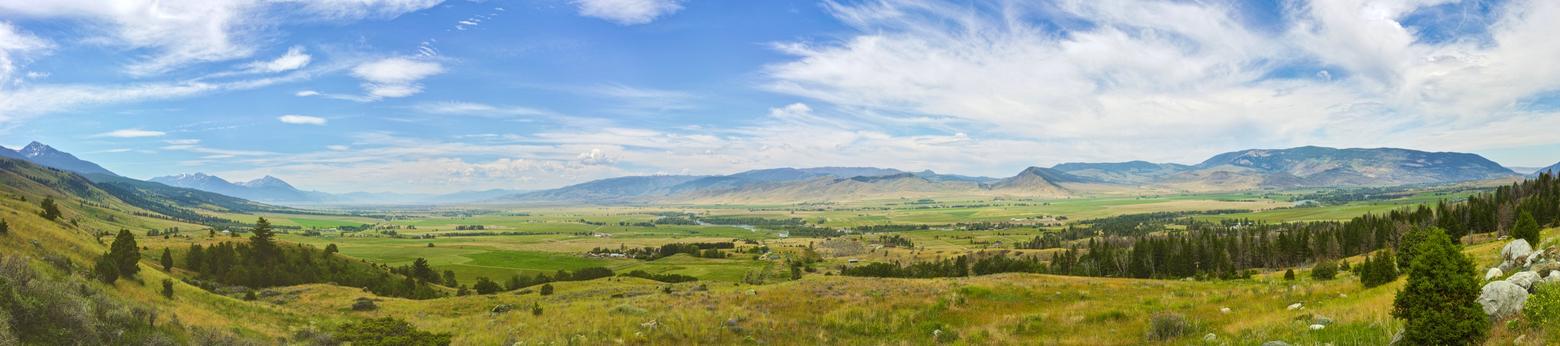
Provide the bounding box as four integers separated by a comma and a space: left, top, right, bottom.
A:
1486, 268, 1504, 281
1503, 240, 1534, 265
1287, 303, 1303, 311
1479, 280, 1528, 318
1220, 307, 1231, 314
1203, 333, 1217, 342
1508, 271, 1542, 290
1309, 324, 1326, 330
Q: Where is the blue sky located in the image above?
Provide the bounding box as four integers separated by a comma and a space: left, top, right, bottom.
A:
1, 0, 1559, 194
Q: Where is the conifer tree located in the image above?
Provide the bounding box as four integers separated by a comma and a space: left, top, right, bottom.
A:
160, 248, 174, 272
109, 229, 140, 277
1392, 228, 1487, 344
39, 196, 61, 221
1513, 211, 1541, 248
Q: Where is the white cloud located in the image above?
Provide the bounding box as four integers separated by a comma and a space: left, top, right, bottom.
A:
295, 90, 320, 97
411, 101, 552, 118
94, 128, 166, 138
756, 0, 1560, 164
0, 1, 442, 76
243, 46, 311, 73
281, 0, 444, 20
278, 114, 327, 125
350, 57, 444, 99
572, 0, 684, 25
0, 21, 52, 87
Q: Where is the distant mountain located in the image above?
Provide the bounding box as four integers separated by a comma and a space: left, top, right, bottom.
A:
1171, 146, 1517, 189
505, 175, 706, 203
1534, 162, 1560, 177
151, 173, 333, 203
501, 146, 1520, 204
12, 142, 119, 177
0, 145, 21, 160
1051, 161, 1190, 184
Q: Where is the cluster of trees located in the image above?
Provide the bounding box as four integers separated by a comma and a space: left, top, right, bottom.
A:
452, 225, 486, 230
588, 242, 734, 260
465, 267, 617, 295
699, 216, 806, 227
840, 253, 1047, 278
93, 230, 140, 283
180, 218, 442, 299
874, 235, 914, 248
622, 270, 697, 283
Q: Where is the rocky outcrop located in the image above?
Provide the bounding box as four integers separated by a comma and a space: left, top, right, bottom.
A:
1508, 271, 1542, 291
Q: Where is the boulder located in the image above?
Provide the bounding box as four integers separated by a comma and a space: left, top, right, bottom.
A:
351, 298, 378, 311
1286, 303, 1303, 311
1311, 315, 1333, 326
1479, 281, 1527, 318
1502, 240, 1534, 270
1219, 307, 1231, 314
1308, 324, 1325, 330
1508, 271, 1541, 290
1262, 341, 1291, 346
1203, 333, 1217, 342
1486, 268, 1504, 281
491, 304, 512, 314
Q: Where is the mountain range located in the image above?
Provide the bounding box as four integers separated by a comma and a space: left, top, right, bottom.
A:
4, 141, 1546, 206
499, 146, 1528, 204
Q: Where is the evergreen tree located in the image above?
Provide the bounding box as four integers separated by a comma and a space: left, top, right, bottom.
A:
108, 229, 140, 277
324, 243, 339, 256
1396, 227, 1431, 270
0, 218, 8, 235
186, 244, 205, 272
39, 196, 61, 221
539, 283, 554, 296
93, 254, 118, 284
410, 258, 437, 283
249, 217, 277, 259
1283, 269, 1295, 281
1513, 211, 1541, 248
442, 270, 458, 288
1392, 228, 1488, 344
160, 248, 174, 272
161, 279, 174, 299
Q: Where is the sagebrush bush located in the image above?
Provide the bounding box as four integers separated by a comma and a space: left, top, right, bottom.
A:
1312, 259, 1338, 280
1524, 283, 1560, 330
1145, 312, 1191, 342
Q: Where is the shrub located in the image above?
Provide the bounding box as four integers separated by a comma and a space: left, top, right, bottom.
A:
472, 277, 501, 294
161, 279, 174, 299
1312, 259, 1338, 280
1283, 269, 1295, 281
1524, 283, 1560, 330
92, 254, 118, 284
1145, 312, 1191, 341
539, 283, 554, 296
1392, 228, 1487, 345
334, 317, 452, 346
39, 197, 60, 221
531, 303, 543, 316
0, 218, 8, 235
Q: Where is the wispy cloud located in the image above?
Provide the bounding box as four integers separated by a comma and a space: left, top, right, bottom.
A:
572, 0, 685, 25
349, 57, 444, 99
243, 46, 311, 73
278, 114, 327, 125
94, 128, 166, 138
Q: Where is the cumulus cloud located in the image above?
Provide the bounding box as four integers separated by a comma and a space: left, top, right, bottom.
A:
573, 0, 684, 25
94, 128, 166, 138
278, 114, 327, 125
350, 57, 444, 99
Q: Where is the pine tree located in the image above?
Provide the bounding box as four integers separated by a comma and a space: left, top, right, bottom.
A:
187, 244, 205, 272
250, 217, 277, 259
1397, 227, 1432, 270
160, 248, 174, 272
443, 270, 458, 288
1392, 228, 1488, 344
1283, 269, 1295, 281
39, 197, 61, 221
109, 229, 140, 277
1513, 211, 1541, 248
161, 279, 174, 299
324, 243, 339, 256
